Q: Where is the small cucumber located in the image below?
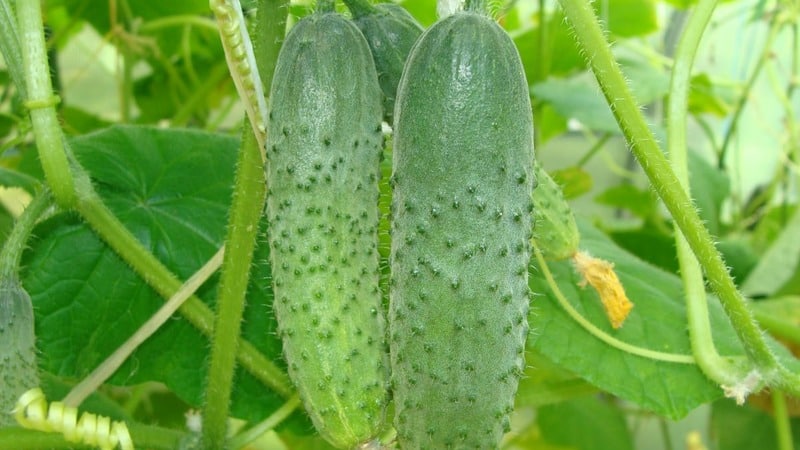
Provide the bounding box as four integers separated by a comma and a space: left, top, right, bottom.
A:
265, 9, 388, 449
0, 277, 39, 427
389, 9, 535, 449
343, 0, 423, 121
532, 160, 579, 260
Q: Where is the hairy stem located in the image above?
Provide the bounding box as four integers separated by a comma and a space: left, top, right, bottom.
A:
667, 0, 746, 386
557, 0, 787, 379
202, 125, 267, 450
0, 190, 53, 279
772, 390, 793, 450
16, 0, 292, 401
16, 0, 76, 208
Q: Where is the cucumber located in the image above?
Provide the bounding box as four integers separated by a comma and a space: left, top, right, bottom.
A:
532, 160, 579, 260
0, 277, 39, 427
265, 9, 388, 449
343, 0, 423, 121
389, 9, 535, 449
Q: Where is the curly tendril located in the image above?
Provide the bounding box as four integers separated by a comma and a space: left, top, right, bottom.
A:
14, 388, 133, 450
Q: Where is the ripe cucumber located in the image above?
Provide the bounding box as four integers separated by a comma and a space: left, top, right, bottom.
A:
0, 277, 39, 427
532, 160, 579, 260
266, 10, 388, 449
389, 9, 535, 449
343, 0, 423, 121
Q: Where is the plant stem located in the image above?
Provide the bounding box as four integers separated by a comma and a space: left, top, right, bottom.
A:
0, 423, 183, 449
557, 0, 785, 378
0, 189, 53, 279
16, 0, 76, 208
63, 247, 225, 408
254, 0, 288, 94
227, 395, 301, 450
532, 242, 696, 364
667, 0, 746, 387
16, 0, 292, 400
211, 0, 269, 156
202, 125, 267, 450
75, 189, 293, 397
772, 390, 793, 450
0, 0, 26, 98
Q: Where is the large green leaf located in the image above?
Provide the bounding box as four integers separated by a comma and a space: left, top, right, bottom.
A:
538, 396, 635, 450
21, 125, 287, 423
594, 0, 658, 37
528, 219, 746, 419
711, 399, 800, 450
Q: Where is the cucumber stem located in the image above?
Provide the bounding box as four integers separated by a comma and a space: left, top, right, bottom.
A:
464, 0, 487, 14
667, 0, 747, 388
0, 190, 53, 280
342, 0, 377, 18
202, 125, 267, 450
317, 0, 335, 13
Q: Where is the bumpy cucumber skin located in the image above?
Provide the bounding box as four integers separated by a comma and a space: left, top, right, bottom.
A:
266, 12, 388, 449
390, 11, 535, 450
350, 3, 423, 121
0, 278, 39, 427
532, 160, 579, 260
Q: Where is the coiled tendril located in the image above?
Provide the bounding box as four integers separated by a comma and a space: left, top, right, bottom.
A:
14, 388, 133, 450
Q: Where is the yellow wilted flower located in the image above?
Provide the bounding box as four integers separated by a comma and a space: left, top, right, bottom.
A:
572, 251, 633, 329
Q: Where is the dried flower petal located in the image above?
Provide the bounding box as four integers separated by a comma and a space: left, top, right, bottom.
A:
572, 250, 633, 329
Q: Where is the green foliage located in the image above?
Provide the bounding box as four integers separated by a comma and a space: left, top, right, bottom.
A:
1, 0, 799, 448
21, 126, 288, 424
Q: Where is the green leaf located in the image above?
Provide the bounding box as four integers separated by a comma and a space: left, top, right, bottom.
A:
531, 59, 668, 134
514, 10, 586, 85
594, 184, 658, 219
538, 396, 635, 450
688, 73, 734, 116
608, 227, 678, 273
21, 125, 288, 423
528, 219, 746, 420
742, 206, 800, 297
688, 151, 729, 236
531, 75, 618, 133
550, 166, 593, 200
516, 350, 598, 408
595, 0, 658, 37
711, 399, 800, 450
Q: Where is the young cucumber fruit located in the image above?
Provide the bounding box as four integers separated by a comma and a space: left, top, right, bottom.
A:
266, 11, 388, 449
343, 0, 423, 121
0, 277, 39, 427
389, 10, 535, 449
531, 160, 579, 260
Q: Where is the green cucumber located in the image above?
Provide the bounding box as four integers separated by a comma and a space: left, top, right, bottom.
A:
343, 0, 423, 121
389, 8, 535, 449
531, 160, 579, 260
265, 9, 388, 449
0, 277, 39, 427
